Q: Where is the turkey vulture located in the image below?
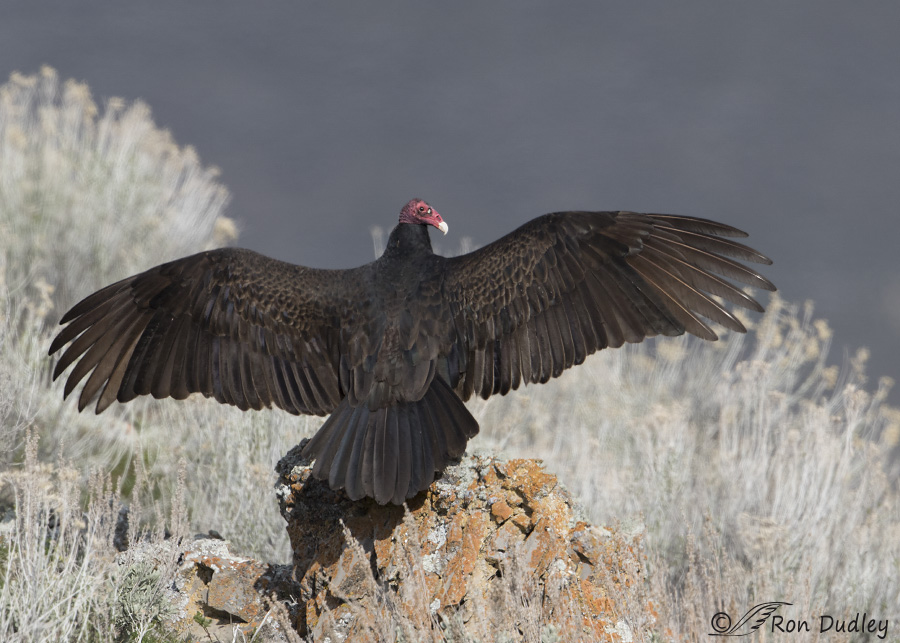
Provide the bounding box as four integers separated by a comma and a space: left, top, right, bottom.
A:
50, 199, 774, 504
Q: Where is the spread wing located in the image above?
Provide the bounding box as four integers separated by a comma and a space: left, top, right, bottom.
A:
49, 248, 371, 415
442, 211, 775, 401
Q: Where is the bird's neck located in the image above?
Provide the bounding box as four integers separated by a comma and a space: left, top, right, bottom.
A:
381, 223, 434, 261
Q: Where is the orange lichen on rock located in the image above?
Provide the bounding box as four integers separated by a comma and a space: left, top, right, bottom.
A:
490, 499, 514, 523
275, 446, 655, 641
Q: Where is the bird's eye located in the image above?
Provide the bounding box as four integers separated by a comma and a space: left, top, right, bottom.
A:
418, 206, 425, 212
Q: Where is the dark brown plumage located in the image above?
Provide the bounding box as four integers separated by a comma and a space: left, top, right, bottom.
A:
49, 198, 775, 504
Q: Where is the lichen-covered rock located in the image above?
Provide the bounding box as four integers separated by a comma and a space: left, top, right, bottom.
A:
163, 537, 298, 641
276, 446, 655, 641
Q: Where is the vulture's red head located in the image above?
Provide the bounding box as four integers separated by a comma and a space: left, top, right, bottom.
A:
399, 198, 448, 235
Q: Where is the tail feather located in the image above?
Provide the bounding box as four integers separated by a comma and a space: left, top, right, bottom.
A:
301, 377, 479, 505
308, 403, 348, 480
396, 410, 413, 505
430, 381, 473, 455
373, 406, 400, 504
341, 406, 369, 500
328, 405, 364, 488
406, 404, 428, 494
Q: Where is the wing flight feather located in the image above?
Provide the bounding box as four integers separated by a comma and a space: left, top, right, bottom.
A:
442, 211, 774, 401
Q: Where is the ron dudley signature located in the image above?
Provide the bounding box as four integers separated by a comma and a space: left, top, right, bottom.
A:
709, 603, 890, 639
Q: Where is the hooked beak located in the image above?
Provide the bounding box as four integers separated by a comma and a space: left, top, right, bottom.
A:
424, 206, 448, 235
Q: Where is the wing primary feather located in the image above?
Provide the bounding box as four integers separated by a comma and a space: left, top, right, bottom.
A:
53, 303, 129, 380
78, 311, 147, 412
50, 295, 124, 357
605, 262, 680, 337
633, 252, 749, 331
653, 223, 772, 264
63, 312, 136, 402
643, 242, 765, 311
647, 213, 751, 238
130, 312, 169, 397
658, 238, 776, 290
97, 311, 154, 412
116, 313, 157, 401
628, 255, 718, 340
59, 279, 133, 324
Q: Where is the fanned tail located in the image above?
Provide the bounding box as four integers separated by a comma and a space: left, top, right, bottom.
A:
301, 377, 479, 505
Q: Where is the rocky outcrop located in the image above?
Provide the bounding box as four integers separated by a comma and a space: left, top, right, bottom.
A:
275, 446, 655, 641
155, 537, 297, 641
147, 450, 654, 641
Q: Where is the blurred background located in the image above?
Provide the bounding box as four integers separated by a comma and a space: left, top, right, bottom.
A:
2, 0, 898, 401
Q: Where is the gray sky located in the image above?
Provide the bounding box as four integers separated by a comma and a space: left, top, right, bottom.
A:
3, 1, 899, 403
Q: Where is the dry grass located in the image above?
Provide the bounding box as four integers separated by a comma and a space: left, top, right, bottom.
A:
1, 68, 898, 641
